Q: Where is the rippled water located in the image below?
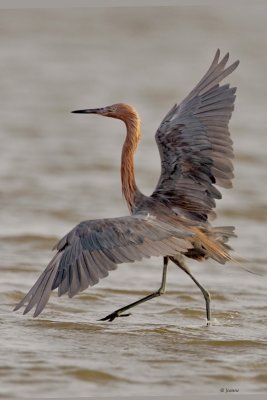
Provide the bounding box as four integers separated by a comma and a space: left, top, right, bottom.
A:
1, 6, 267, 398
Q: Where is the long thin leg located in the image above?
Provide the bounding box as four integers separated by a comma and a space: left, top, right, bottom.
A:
170, 256, 211, 324
99, 256, 169, 322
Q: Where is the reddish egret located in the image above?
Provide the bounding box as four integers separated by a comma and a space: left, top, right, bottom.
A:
14, 50, 239, 323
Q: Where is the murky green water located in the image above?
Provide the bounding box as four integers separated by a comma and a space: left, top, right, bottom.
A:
1, 6, 267, 398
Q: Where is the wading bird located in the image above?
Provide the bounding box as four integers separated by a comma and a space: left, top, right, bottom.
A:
14, 50, 239, 324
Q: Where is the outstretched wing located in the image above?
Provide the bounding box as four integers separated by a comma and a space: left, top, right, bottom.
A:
14, 212, 193, 317
152, 49, 239, 222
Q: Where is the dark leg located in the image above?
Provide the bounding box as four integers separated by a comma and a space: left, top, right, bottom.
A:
170, 256, 211, 324
99, 257, 169, 322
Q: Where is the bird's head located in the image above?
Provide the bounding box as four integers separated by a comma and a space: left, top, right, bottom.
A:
72, 103, 139, 123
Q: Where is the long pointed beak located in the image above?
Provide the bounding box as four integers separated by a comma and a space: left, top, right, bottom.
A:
71, 108, 102, 114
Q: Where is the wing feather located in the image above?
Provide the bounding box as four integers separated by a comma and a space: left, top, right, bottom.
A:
14, 213, 193, 317
77, 258, 91, 292
152, 49, 239, 221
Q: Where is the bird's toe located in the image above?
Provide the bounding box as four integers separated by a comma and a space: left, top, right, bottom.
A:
98, 311, 132, 322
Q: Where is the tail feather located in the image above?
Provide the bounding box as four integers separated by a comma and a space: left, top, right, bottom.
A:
193, 226, 236, 264
193, 225, 258, 275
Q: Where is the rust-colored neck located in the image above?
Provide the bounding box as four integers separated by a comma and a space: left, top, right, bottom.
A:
121, 110, 141, 212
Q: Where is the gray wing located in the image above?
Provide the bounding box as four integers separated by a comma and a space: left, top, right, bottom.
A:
152, 49, 239, 222
14, 212, 193, 317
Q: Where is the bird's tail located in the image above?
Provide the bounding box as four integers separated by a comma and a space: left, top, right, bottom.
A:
193, 225, 258, 275
209, 225, 236, 251
193, 225, 236, 264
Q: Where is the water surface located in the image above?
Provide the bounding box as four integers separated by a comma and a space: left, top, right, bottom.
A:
1, 6, 267, 398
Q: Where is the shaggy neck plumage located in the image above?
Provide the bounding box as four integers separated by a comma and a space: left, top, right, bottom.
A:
121, 113, 141, 212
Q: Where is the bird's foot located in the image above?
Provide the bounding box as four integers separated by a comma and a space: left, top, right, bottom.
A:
98, 311, 132, 322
